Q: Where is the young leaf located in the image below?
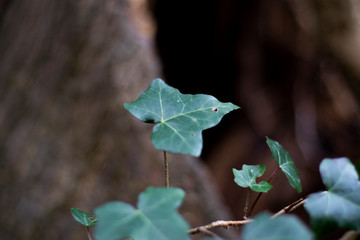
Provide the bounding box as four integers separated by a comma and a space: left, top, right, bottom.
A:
266, 137, 302, 193
233, 165, 273, 192
124, 78, 239, 157
242, 212, 313, 240
71, 208, 97, 226
94, 187, 190, 240
304, 157, 360, 237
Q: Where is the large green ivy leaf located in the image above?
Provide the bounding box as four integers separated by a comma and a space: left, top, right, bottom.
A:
233, 165, 273, 192
304, 157, 360, 237
71, 208, 97, 226
124, 78, 239, 156
242, 212, 313, 240
266, 137, 302, 193
94, 187, 190, 240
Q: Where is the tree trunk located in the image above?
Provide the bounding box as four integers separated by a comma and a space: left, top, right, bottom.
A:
0, 1, 233, 239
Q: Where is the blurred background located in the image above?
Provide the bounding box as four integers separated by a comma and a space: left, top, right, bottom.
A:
1, 0, 360, 239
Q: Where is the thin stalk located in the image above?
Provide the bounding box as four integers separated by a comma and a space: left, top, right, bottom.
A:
248, 166, 281, 216
189, 198, 305, 235
243, 188, 251, 219
191, 227, 219, 238
272, 198, 305, 218
86, 226, 93, 240
164, 151, 169, 187
189, 219, 252, 235
339, 231, 360, 240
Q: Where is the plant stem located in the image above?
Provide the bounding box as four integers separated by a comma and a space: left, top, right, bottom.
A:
86, 226, 93, 240
188, 219, 252, 235
189, 198, 305, 235
248, 166, 281, 216
191, 227, 220, 238
163, 151, 169, 187
272, 198, 305, 218
243, 188, 250, 219
339, 230, 360, 240
267, 166, 282, 183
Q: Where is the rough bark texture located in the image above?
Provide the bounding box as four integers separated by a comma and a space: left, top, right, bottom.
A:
0, 1, 234, 239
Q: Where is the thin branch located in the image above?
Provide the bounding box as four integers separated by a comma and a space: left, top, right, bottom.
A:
272, 198, 305, 218
243, 188, 250, 219
248, 191, 262, 218
191, 227, 220, 238
248, 166, 281, 216
189, 198, 305, 236
339, 230, 360, 240
163, 151, 169, 187
188, 219, 252, 235
86, 226, 94, 240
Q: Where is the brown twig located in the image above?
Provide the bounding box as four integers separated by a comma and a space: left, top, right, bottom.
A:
339, 230, 360, 240
189, 219, 252, 235
189, 198, 305, 236
272, 198, 305, 218
190, 226, 221, 238
163, 151, 169, 187
243, 188, 250, 219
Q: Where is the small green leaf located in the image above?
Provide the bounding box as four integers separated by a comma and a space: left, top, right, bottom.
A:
124, 78, 239, 157
266, 137, 302, 193
94, 187, 190, 240
233, 165, 273, 192
71, 208, 97, 226
242, 212, 313, 240
304, 157, 360, 237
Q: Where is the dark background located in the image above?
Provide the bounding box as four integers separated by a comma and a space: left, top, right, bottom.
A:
153, 1, 360, 238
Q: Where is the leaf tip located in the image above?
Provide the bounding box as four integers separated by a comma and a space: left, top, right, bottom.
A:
228, 103, 240, 112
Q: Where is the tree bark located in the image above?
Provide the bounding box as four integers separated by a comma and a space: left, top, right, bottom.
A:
0, 1, 233, 239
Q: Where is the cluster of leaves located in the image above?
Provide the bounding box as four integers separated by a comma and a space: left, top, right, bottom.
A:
72, 79, 360, 239
232, 137, 301, 194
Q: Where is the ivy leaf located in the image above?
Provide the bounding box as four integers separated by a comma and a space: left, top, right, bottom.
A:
124, 78, 239, 157
242, 212, 313, 240
304, 157, 360, 237
266, 137, 302, 193
94, 187, 190, 240
71, 208, 97, 227
233, 165, 273, 192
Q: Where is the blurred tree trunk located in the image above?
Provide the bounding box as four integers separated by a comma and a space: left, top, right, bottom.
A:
291, 0, 360, 98
0, 1, 233, 239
